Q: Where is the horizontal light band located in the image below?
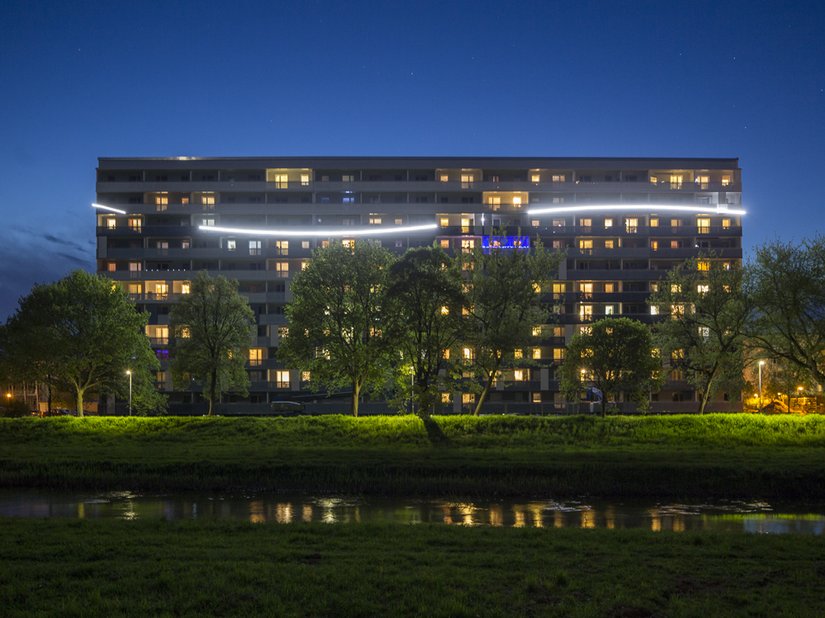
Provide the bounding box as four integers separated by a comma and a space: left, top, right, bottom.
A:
198, 223, 439, 237
527, 203, 746, 216
92, 203, 127, 215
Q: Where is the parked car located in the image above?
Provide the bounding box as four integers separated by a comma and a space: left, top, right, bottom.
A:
269, 401, 305, 416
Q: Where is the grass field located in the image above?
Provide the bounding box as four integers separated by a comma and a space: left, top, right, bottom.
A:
2, 414, 825, 498
1, 519, 823, 617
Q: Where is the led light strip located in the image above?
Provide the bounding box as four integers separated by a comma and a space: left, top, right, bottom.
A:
92, 203, 128, 215
527, 203, 746, 216
198, 223, 439, 237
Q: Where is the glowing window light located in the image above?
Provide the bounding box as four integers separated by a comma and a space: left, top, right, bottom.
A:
527, 203, 746, 216
198, 223, 438, 237
92, 203, 127, 214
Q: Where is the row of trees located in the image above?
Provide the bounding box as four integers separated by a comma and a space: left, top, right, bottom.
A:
280, 241, 561, 417
561, 237, 825, 414
3, 236, 824, 418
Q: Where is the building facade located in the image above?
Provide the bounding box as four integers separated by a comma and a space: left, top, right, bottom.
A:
95, 156, 744, 413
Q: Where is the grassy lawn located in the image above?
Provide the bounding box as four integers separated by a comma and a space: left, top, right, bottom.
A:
0, 519, 822, 617
1, 414, 825, 498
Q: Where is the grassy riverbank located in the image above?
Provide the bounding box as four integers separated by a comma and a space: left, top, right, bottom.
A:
2, 414, 825, 498
1, 519, 823, 616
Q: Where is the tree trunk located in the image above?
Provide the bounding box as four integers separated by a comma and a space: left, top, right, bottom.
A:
46, 375, 52, 417
76, 388, 84, 418
352, 381, 361, 417
600, 396, 606, 417
473, 371, 496, 416
208, 368, 217, 416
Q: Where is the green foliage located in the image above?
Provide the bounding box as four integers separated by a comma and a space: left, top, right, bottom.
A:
560, 317, 662, 414
2, 270, 158, 416
386, 246, 465, 418
464, 241, 562, 414
748, 236, 825, 384
279, 241, 396, 416
650, 258, 753, 413
170, 272, 255, 415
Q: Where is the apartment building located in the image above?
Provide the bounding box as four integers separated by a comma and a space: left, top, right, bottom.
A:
95, 156, 744, 413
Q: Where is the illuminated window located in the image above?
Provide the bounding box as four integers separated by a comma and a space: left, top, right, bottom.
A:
394, 217, 403, 225
441, 392, 452, 403
202, 217, 215, 227
697, 217, 711, 234
532, 325, 542, 337
300, 173, 310, 186
578, 239, 593, 253
649, 217, 659, 227
128, 217, 142, 231
697, 261, 710, 272
249, 349, 263, 366
722, 218, 731, 230
129, 261, 142, 272
369, 215, 382, 225
604, 217, 613, 228
531, 219, 540, 228
551, 174, 565, 183
671, 304, 685, 317
604, 283, 615, 293
650, 240, 658, 251
531, 173, 541, 183
105, 217, 117, 229
604, 239, 615, 249
249, 240, 261, 256
514, 369, 526, 382
670, 218, 680, 227
514, 348, 523, 359
342, 239, 355, 249
275, 240, 289, 256
107, 262, 116, 272
722, 262, 731, 270
579, 282, 593, 298
274, 370, 290, 389
650, 306, 659, 316
512, 196, 522, 208
721, 175, 731, 187
670, 284, 681, 294
649, 175, 658, 184
552, 218, 566, 228
438, 239, 450, 249
180, 282, 190, 294
201, 192, 216, 205
301, 240, 310, 249
532, 347, 542, 360
442, 349, 450, 360
604, 305, 615, 315
698, 326, 710, 339
342, 174, 354, 183
155, 193, 168, 211
670, 240, 679, 249
669, 174, 683, 189
461, 217, 471, 233
461, 239, 475, 253
462, 347, 475, 361
697, 284, 710, 295
274, 174, 289, 189
275, 261, 289, 277
532, 392, 542, 403
277, 326, 289, 338
580, 218, 592, 228
462, 393, 475, 404
625, 218, 638, 233
301, 371, 311, 382
439, 174, 449, 183
227, 240, 236, 251
579, 305, 593, 320
439, 217, 450, 227
460, 173, 474, 188
696, 175, 710, 190
487, 196, 501, 209
553, 348, 565, 361
181, 196, 190, 205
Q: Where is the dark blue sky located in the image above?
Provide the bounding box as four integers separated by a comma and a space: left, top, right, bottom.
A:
1, 0, 823, 318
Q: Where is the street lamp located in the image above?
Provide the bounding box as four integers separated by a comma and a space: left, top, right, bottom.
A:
796, 386, 804, 413
126, 370, 132, 416
757, 360, 765, 412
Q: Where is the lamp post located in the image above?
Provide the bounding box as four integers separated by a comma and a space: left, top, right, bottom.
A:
757, 360, 765, 412
796, 386, 804, 413
126, 370, 132, 416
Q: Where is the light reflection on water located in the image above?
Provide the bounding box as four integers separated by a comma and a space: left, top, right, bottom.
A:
0, 490, 823, 534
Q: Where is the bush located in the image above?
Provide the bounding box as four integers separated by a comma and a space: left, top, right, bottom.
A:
0, 399, 32, 418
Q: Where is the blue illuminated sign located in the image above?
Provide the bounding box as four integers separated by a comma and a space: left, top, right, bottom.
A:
481, 236, 530, 252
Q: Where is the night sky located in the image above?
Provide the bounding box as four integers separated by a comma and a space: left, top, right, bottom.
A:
1, 0, 823, 318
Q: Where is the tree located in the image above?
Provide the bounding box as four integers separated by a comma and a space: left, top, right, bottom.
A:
2, 271, 158, 416
386, 246, 465, 418
170, 272, 256, 416
649, 258, 753, 414
464, 240, 561, 415
279, 241, 396, 417
748, 237, 825, 385
559, 317, 662, 415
